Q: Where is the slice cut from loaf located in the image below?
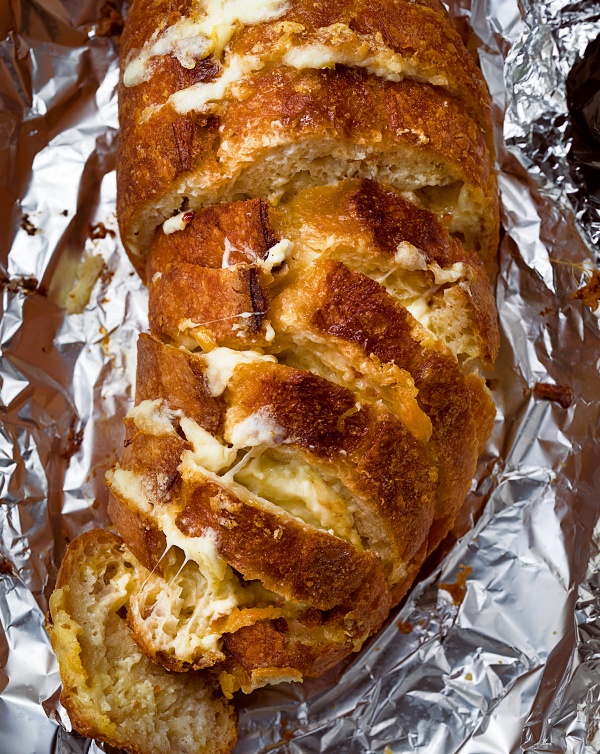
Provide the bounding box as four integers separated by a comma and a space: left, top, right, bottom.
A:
46, 529, 237, 754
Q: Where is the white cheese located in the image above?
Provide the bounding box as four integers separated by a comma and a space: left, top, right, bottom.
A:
201, 347, 276, 397
179, 416, 237, 473
394, 241, 429, 271
170, 54, 264, 114
235, 453, 361, 548
124, 0, 290, 88
227, 410, 287, 447
126, 399, 177, 437
430, 262, 465, 284
264, 322, 276, 342
107, 468, 153, 513
258, 238, 294, 272
162, 211, 193, 235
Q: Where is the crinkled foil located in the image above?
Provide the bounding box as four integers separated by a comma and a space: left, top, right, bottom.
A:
1, 0, 599, 752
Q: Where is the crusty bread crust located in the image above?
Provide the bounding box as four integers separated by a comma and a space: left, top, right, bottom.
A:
119, 67, 497, 265
270, 258, 492, 554
270, 180, 500, 363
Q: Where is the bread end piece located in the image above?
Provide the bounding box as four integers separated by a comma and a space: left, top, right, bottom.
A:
47, 529, 237, 754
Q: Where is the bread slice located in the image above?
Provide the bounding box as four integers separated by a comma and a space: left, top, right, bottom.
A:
105, 381, 394, 685
46, 530, 237, 754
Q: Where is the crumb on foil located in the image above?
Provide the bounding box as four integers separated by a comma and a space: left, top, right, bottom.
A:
65, 253, 105, 314
440, 565, 473, 605
573, 269, 600, 312
21, 213, 40, 236
95, 1, 124, 38
88, 221, 116, 240
533, 382, 574, 409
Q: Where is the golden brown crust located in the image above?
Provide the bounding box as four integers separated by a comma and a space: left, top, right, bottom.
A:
136, 333, 223, 433
147, 199, 278, 279
269, 259, 485, 554
230, 0, 493, 142
112, 0, 499, 708
226, 361, 437, 566
107, 490, 168, 572
220, 559, 391, 692
148, 264, 271, 347
110, 440, 389, 611
271, 179, 500, 360
119, 64, 497, 266
107, 475, 392, 682
176, 479, 384, 611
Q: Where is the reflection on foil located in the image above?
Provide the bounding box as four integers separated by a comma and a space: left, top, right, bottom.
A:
0, 0, 599, 753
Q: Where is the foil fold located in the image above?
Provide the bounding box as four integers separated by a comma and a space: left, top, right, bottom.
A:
1, 0, 599, 752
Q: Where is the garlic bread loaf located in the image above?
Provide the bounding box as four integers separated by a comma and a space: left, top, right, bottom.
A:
49, 0, 500, 749
107, 179, 497, 692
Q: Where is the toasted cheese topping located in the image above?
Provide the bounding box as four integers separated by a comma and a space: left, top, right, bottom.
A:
124, 19, 213, 86
394, 241, 429, 271
124, 0, 290, 87
169, 54, 264, 114
152, 22, 450, 117
201, 347, 276, 397
127, 399, 178, 436
226, 410, 287, 448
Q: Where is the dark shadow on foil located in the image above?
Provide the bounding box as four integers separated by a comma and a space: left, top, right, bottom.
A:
567, 33, 600, 262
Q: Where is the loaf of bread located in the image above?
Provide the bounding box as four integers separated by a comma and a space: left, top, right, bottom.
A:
46, 530, 237, 754
49, 0, 500, 750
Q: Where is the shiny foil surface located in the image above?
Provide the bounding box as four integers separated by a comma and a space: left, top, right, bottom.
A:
1, 1, 599, 753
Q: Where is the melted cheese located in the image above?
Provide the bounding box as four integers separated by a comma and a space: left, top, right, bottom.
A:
126, 399, 178, 436
169, 54, 264, 114
124, 19, 212, 87
124, 0, 289, 88
179, 416, 237, 473
394, 241, 429, 271
235, 453, 361, 548
201, 347, 276, 397
227, 410, 287, 447
157, 22, 449, 116
107, 468, 153, 513
430, 262, 465, 284
162, 211, 193, 235
259, 238, 294, 272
